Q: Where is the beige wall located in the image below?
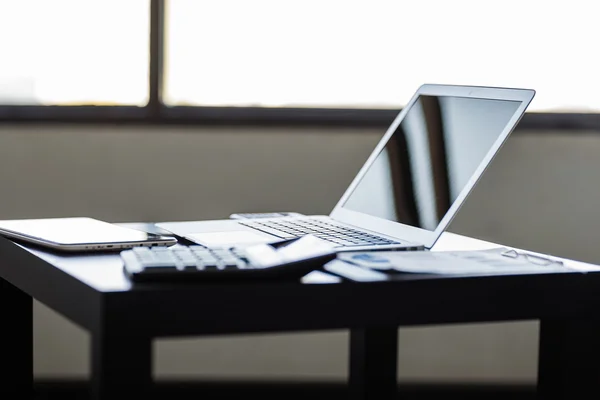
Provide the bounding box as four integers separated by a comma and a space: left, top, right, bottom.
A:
2, 124, 599, 383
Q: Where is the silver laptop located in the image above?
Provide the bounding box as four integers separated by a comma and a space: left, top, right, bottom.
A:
158, 84, 535, 251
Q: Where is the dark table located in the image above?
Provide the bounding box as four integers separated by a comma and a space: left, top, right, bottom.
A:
1, 224, 600, 400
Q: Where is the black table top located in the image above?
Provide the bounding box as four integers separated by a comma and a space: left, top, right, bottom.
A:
1, 223, 599, 337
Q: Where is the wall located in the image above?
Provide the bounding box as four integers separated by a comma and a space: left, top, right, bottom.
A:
2, 124, 600, 383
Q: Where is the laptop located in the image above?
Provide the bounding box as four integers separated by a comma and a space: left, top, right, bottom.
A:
158, 84, 535, 252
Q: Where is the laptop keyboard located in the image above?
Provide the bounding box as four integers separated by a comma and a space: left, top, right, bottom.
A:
239, 218, 401, 247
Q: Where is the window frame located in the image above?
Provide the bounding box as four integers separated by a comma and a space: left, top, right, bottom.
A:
0, 0, 597, 131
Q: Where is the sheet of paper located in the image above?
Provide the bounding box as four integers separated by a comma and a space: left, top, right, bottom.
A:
510, 249, 600, 273
433, 233, 600, 273
338, 248, 585, 275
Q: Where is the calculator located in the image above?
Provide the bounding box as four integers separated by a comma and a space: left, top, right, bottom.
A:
121, 235, 336, 282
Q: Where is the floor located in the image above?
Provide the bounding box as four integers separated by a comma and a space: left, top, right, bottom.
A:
33, 381, 536, 400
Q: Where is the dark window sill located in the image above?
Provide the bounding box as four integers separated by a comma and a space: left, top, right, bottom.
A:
1, 105, 599, 130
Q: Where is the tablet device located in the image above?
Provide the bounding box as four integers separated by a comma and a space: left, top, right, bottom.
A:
0, 217, 177, 252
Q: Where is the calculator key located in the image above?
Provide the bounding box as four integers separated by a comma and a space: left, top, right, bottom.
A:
141, 264, 178, 272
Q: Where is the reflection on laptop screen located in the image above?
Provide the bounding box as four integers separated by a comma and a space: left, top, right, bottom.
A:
342, 95, 521, 231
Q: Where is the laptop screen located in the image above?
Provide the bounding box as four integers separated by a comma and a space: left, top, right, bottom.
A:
342, 95, 522, 231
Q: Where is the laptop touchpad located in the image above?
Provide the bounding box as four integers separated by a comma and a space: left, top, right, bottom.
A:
186, 231, 276, 247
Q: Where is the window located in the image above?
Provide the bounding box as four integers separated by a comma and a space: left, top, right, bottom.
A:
1, 0, 599, 125
164, 0, 600, 112
0, 0, 149, 106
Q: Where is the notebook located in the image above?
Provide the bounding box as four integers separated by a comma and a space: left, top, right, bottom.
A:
157, 84, 535, 252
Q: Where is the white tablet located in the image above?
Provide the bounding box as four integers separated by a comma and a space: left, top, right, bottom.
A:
0, 217, 177, 252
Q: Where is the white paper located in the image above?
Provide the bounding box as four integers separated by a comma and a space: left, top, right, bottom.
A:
338, 247, 587, 275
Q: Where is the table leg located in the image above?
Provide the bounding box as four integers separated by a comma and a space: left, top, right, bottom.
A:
538, 318, 600, 399
349, 327, 398, 400
0, 278, 33, 399
91, 329, 152, 400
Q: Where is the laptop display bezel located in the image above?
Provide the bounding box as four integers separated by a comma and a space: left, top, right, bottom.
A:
330, 84, 535, 249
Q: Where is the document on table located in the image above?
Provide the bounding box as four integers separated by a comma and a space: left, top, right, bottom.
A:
336, 247, 592, 275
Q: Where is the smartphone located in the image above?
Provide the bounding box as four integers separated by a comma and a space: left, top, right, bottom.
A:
0, 217, 177, 252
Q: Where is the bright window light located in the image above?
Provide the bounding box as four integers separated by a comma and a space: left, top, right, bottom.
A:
165, 0, 600, 112
0, 0, 150, 106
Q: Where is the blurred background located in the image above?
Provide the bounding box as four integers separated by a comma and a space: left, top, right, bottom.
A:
1, 0, 599, 395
